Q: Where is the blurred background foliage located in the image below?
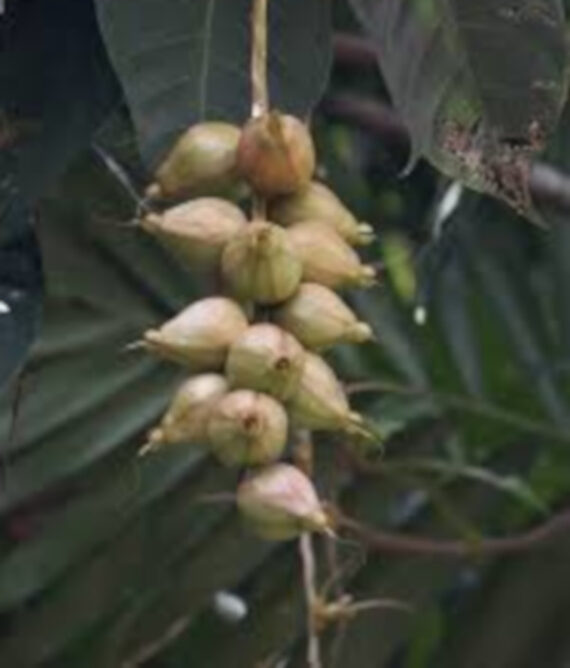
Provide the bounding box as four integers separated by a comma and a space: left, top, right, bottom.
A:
1, 0, 570, 666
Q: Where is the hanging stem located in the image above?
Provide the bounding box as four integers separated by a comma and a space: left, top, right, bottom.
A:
250, 0, 269, 219
250, 0, 269, 118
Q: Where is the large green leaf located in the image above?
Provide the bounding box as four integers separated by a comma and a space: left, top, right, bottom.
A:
95, 0, 332, 166
348, 0, 568, 215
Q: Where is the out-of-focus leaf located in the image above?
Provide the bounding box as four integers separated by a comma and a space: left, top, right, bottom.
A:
95, 0, 332, 166
0, 0, 120, 387
404, 605, 444, 668
0, 204, 42, 390
348, 0, 568, 216
390, 458, 547, 514
433, 253, 485, 397
457, 198, 570, 426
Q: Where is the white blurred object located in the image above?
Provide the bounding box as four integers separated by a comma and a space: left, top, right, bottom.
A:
434, 182, 463, 235
212, 590, 248, 623
0, 300, 10, 315
413, 305, 427, 326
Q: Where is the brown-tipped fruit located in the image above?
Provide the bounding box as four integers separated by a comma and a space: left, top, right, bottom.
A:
141, 198, 246, 266
146, 122, 243, 201
237, 463, 331, 540
221, 220, 302, 304
207, 390, 288, 467
143, 297, 248, 370
288, 351, 366, 434
237, 112, 315, 196
274, 283, 373, 350
139, 374, 229, 455
287, 222, 376, 290
226, 323, 305, 400
269, 181, 374, 246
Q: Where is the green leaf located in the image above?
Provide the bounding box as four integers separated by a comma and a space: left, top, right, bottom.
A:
348, 0, 568, 215
95, 0, 332, 166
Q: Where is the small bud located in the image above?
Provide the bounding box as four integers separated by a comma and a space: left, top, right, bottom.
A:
141, 198, 247, 267
221, 220, 302, 304
287, 222, 376, 290
207, 390, 288, 466
237, 112, 315, 196
226, 323, 305, 400
269, 182, 375, 246
143, 297, 248, 370
288, 352, 365, 433
147, 122, 243, 201
237, 463, 330, 540
141, 374, 229, 455
274, 283, 373, 350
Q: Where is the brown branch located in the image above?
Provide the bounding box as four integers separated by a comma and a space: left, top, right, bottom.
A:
332, 33, 377, 68
334, 505, 570, 558
330, 33, 570, 215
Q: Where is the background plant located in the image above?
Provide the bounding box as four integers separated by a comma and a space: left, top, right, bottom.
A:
2, 1, 570, 666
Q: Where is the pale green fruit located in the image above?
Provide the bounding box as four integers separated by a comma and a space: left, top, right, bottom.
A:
237, 112, 315, 196
146, 122, 243, 201
237, 463, 330, 540
143, 297, 249, 370
226, 323, 305, 400
269, 181, 374, 246
274, 283, 373, 350
288, 352, 365, 433
221, 220, 302, 304
141, 374, 229, 455
207, 390, 288, 467
141, 198, 246, 267
287, 222, 376, 290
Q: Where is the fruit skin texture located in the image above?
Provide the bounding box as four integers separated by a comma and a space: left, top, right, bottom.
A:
237, 112, 316, 196
237, 463, 330, 540
147, 122, 242, 201
269, 181, 374, 246
288, 351, 364, 433
207, 390, 288, 467
274, 283, 373, 350
221, 220, 302, 304
226, 323, 305, 400
141, 198, 247, 267
287, 221, 376, 290
143, 297, 249, 370
146, 374, 229, 451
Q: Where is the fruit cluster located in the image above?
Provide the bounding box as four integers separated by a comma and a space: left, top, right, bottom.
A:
138, 111, 376, 541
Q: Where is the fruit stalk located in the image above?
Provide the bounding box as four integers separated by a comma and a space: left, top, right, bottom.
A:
250, 0, 269, 219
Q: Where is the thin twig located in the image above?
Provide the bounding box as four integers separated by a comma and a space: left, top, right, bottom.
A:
121, 614, 191, 668
299, 532, 322, 668
335, 504, 570, 558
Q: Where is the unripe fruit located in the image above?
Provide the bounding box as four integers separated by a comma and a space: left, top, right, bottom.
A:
143, 297, 248, 369
287, 222, 376, 290
226, 323, 305, 400
269, 181, 374, 246
146, 122, 242, 201
237, 111, 316, 196
221, 220, 302, 304
141, 374, 229, 455
141, 198, 247, 267
237, 463, 330, 540
207, 390, 288, 466
288, 352, 365, 433
274, 283, 373, 350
